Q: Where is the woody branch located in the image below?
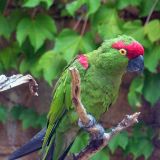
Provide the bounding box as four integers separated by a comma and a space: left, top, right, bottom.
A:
69, 67, 140, 160
0, 74, 38, 96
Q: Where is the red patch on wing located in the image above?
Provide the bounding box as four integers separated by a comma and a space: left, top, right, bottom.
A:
112, 41, 144, 59
77, 54, 89, 69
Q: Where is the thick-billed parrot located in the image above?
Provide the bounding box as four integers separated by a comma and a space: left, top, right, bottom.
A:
9, 35, 144, 160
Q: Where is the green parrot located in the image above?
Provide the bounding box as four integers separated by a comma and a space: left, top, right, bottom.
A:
9, 35, 144, 160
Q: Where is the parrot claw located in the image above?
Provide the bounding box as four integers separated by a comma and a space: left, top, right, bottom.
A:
91, 124, 105, 140
78, 114, 96, 129
78, 115, 105, 140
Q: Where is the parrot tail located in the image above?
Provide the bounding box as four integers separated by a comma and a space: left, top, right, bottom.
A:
8, 128, 46, 160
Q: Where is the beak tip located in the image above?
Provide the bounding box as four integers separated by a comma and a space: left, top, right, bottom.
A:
127, 55, 144, 73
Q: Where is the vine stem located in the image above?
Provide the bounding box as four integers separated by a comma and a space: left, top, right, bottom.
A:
80, 17, 88, 36
145, 0, 160, 25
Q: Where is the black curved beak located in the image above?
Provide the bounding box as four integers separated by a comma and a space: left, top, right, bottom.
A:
127, 55, 144, 73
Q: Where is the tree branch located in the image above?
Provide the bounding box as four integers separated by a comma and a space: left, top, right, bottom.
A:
0, 74, 38, 96
69, 67, 140, 160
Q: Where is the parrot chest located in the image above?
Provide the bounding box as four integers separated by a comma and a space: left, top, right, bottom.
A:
79, 66, 121, 119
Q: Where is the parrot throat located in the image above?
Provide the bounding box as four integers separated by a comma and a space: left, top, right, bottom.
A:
77, 54, 89, 69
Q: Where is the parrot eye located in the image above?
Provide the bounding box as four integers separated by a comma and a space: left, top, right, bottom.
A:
119, 49, 127, 56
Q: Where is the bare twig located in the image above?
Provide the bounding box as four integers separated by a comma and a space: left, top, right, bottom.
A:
73, 16, 83, 31
145, 0, 159, 25
69, 67, 140, 160
80, 17, 88, 36
0, 74, 38, 96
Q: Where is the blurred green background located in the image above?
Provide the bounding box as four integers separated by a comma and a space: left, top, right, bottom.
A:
0, 0, 160, 159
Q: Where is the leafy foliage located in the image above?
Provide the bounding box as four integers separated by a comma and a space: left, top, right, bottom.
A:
0, 105, 7, 123
17, 14, 57, 51
0, 0, 160, 159
108, 131, 129, 153
11, 105, 47, 129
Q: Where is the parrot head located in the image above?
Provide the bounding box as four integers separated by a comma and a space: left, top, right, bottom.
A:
101, 35, 144, 74
111, 36, 144, 73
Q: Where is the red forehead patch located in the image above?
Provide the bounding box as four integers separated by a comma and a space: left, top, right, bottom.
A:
112, 41, 144, 59
77, 54, 89, 69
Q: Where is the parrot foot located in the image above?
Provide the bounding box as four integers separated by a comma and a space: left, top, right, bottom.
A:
78, 114, 96, 129
78, 114, 105, 140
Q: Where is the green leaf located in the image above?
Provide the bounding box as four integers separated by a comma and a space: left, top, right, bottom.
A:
11, 105, 25, 119
66, 0, 85, 16
17, 14, 57, 51
144, 20, 160, 42
108, 131, 128, 153
70, 132, 89, 153
54, 29, 96, 62
66, 0, 101, 16
19, 108, 38, 129
91, 149, 109, 160
92, 7, 122, 39
127, 138, 153, 159
0, 13, 11, 39
140, 0, 160, 17
143, 72, 160, 106
7, 10, 23, 33
36, 114, 47, 128
122, 20, 145, 43
116, 0, 142, 9
86, 0, 101, 16
0, 0, 7, 12
23, 0, 53, 8
0, 43, 20, 70
38, 51, 67, 85
144, 46, 160, 72
0, 105, 7, 123
128, 76, 144, 108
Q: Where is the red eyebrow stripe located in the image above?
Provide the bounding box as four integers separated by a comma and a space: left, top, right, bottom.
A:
77, 54, 89, 69
112, 41, 144, 59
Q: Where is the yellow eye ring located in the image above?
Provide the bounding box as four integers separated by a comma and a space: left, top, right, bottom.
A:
119, 49, 127, 56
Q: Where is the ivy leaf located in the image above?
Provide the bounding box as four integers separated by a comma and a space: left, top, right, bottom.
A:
0, 0, 7, 12
19, 58, 41, 78
0, 105, 7, 123
23, 0, 54, 8
127, 138, 153, 159
92, 7, 122, 39
11, 105, 25, 119
66, 0, 100, 16
0, 13, 11, 39
38, 51, 67, 85
143, 72, 160, 106
108, 131, 128, 153
66, 0, 85, 16
116, 0, 142, 9
91, 149, 109, 160
122, 20, 145, 42
144, 20, 160, 42
54, 29, 95, 62
140, 0, 160, 17
0, 43, 20, 71
128, 76, 144, 108
17, 14, 56, 51
70, 132, 89, 153
19, 108, 38, 129
144, 46, 160, 72
36, 114, 47, 128
7, 10, 23, 33
86, 0, 101, 16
